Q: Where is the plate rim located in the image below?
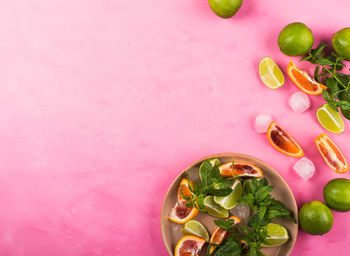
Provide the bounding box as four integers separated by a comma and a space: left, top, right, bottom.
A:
160, 152, 298, 256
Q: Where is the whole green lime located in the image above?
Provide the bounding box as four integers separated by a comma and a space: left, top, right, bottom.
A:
208, 0, 242, 18
324, 178, 350, 212
278, 22, 314, 56
299, 201, 333, 235
333, 28, 350, 61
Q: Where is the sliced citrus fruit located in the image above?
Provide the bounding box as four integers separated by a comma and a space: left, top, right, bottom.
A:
219, 162, 263, 178
315, 133, 348, 174
261, 223, 289, 247
174, 235, 206, 256
214, 179, 243, 209
181, 220, 210, 242
316, 104, 345, 134
209, 158, 221, 167
208, 216, 241, 255
287, 60, 327, 95
178, 178, 194, 201
267, 121, 304, 157
168, 200, 198, 224
259, 57, 284, 89
203, 196, 229, 218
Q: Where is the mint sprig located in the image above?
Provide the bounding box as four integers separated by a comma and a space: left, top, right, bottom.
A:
301, 42, 350, 119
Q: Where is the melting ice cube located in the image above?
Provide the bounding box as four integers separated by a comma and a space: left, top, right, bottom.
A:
230, 204, 250, 220
254, 114, 273, 133
293, 157, 315, 180
289, 92, 310, 113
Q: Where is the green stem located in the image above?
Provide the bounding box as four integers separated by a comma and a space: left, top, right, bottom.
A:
322, 65, 347, 89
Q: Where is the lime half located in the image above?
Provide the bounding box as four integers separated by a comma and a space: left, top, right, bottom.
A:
181, 220, 210, 242
214, 179, 242, 209
204, 196, 229, 218
316, 103, 345, 133
209, 158, 221, 167
259, 57, 284, 89
261, 223, 289, 247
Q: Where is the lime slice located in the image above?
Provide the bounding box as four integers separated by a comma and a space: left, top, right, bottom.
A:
243, 179, 253, 195
209, 158, 221, 167
316, 103, 345, 133
204, 196, 229, 218
214, 179, 243, 209
259, 57, 284, 89
181, 220, 210, 242
261, 223, 289, 247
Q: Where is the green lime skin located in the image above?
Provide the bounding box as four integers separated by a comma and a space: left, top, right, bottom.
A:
208, 0, 242, 18
278, 22, 314, 56
299, 201, 333, 235
333, 28, 350, 61
324, 178, 350, 212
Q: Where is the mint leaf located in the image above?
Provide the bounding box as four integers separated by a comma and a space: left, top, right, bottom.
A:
214, 219, 236, 231
255, 186, 273, 202
238, 193, 255, 207
199, 160, 213, 186
214, 237, 241, 256
337, 101, 350, 110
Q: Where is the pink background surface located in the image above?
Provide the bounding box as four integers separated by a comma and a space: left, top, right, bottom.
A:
0, 0, 349, 255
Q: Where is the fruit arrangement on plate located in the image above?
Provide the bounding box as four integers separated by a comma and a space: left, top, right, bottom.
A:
161, 154, 298, 256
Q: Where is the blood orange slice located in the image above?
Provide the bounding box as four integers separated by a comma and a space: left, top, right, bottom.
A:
219, 162, 263, 178
178, 178, 194, 201
315, 133, 348, 173
168, 200, 198, 224
287, 60, 327, 95
174, 235, 206, 256
208, 216, 241, 255
267, 121, 304, 157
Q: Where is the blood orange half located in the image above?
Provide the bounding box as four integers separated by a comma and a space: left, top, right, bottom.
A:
174, 235, 206, 256
219, 162, 263, 178
315, 133, 348, 173
287, 60, 327, 95
267, 121, 304, 157
168, 200, 198, 224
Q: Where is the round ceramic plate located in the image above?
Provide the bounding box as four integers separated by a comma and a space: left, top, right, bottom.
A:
161, 153, 298, 256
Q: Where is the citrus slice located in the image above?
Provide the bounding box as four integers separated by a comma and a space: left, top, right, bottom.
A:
267, 121, 304, 157
203, 196, 229, 218
174, 235, 206, 256
315, 133, 348, 174
259, 57, 285, 89
214, 179, 243, 209
178, 178, 194, 201
181, 220, 210, 242
208, 216, 241, 255
219, 162, 263, 178
316, 104, 345, 134
287, 60, 327, 95
168, 200, 198, 224
261, 223, 289, 247
243, 179, 254, 194
209, 158, 221, 167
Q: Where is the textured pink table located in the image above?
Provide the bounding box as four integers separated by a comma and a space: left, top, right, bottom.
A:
0, 0, 349, 255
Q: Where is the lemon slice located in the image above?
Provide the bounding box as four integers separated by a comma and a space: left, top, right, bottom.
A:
214, 179, 242, 210
181, 220, 210, 242
259, 57, 284, 89
316, 103, 345, 133
261, 223, 289, 247
204, 196, 229, 218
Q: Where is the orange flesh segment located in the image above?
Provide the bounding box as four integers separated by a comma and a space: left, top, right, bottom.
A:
220, 163, 262, 177
179, 240, 201, 256
176, 201, 192, 219
179, 183, 191, 198
291, 68, 321, 92
316, 134, 348, 173
270, 126, 300, 154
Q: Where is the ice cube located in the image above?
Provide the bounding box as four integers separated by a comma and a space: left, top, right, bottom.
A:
254, 114, 273, 133
230, 204, 250, 220
293, 157, 315, 180
289, 92, 310, 113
